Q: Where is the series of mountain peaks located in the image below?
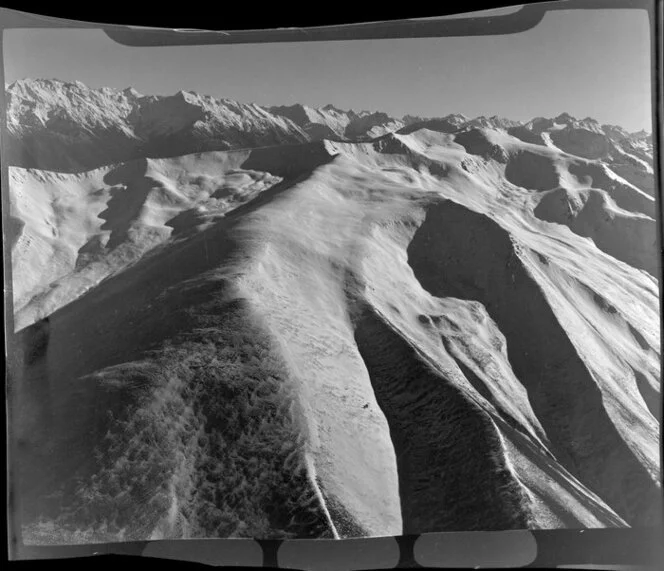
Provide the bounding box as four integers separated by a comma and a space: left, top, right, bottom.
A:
5, 78, 652, 173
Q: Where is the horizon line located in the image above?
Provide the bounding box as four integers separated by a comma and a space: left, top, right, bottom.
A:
5, 76, 653, 135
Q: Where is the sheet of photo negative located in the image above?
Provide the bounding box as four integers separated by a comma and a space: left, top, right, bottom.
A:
2, 0, 663, 566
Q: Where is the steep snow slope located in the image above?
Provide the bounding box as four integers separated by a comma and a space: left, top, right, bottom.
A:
9, 146, 336, 328
4, 83, 661, 544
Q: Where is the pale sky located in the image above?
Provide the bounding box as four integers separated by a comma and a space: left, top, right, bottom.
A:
2, 8, 653, 132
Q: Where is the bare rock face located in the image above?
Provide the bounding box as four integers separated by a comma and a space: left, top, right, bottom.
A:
5, 79, 660, 545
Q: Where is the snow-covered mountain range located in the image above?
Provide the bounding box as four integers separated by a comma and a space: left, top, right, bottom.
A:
6, 79, 653, 177
4, 78, 660, 545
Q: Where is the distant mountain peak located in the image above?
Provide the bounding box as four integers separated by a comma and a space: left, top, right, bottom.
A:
554, 112, 576, 123
122, 87, 142, 98
631, 129, 651, 139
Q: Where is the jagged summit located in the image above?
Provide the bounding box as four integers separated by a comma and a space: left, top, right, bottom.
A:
554, 111, 576, 123
321, 103, 345, 112
122, 86, 142, 98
